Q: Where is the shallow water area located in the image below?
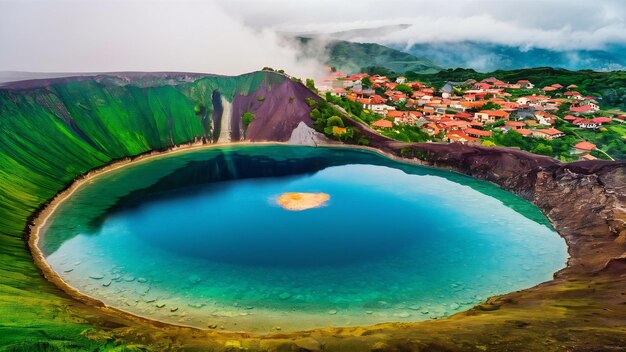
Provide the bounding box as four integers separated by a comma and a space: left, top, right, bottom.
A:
39, 145, 568, 332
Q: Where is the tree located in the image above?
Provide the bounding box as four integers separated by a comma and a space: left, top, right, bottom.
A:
242, 112, 255, 127
532, 143, 553, 156
326, 115, 344, 128
481, 102, 502, 110
361, 77, 373, 88
395, 84, 413, 95
482, 140, 496, 147
305, 78, 317, 93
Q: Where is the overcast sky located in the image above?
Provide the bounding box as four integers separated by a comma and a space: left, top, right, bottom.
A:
1, 0, 624, 75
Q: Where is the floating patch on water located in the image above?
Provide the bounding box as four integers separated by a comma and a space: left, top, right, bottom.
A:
276, 192, 330, 211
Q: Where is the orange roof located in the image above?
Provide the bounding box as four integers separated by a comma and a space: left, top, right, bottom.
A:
574, 141, 596, 151
505, 121, 526, 127
386, 110, 405, 118
446, 131, 477, 142
479, 110, 510, 118
465, 128, 493, 137
580, 153, 597, 160
516, 129, 533, 136
372, 119, 393, 128
535, 128, 563, 136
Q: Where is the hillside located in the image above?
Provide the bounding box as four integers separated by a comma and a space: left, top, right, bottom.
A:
0, 71, 320, 350
298, 37, 441, 74
400, 42, 626, 72
404, 67, 626, 111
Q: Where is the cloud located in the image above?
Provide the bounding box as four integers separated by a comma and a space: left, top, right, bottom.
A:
0, 0, 325, 78
222, 0, 626, 51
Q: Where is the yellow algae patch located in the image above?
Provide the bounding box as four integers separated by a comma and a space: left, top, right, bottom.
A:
276, 192, 330, 211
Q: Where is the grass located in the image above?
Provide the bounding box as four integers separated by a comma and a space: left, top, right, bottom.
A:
0, 71, 273, 350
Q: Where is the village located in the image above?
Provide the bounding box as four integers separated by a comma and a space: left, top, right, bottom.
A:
317, 69, 626, 161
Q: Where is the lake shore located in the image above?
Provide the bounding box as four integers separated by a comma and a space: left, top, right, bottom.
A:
25, 139, 626, 350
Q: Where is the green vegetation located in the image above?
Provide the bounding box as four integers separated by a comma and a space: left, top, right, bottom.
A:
326, 115, 344, 128
481, 102, 502, 110
574, 123, 626, 159
379, 124, 431, 143
0, 71, 274, 350
298, 37, 440, 74
306, 97, 368, 145
361, 77, 373, 88
404, 67, 626, 111
242, 112, 256, 127
256, 95, 265, 102
395, 84, 413, 95
305, 78, 317, 93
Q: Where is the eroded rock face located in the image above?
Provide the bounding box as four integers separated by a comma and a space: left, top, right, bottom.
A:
287, 121, 331, 146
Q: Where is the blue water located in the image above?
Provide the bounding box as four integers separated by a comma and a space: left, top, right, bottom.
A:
40, 145, 568, 332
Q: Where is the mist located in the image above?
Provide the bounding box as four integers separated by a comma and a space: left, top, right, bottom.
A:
226, 0, 626, 52
0, 0, 325, 78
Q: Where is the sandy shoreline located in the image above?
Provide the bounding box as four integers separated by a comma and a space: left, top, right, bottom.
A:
26, 140, 569, 335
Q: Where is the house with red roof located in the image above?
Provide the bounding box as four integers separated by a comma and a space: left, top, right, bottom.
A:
504, 121, 526, 130
474, 110, 510, 123
532, 128, 564, 140
564, 91, 584, 100
453, 112, 474, 121
372, 119, 393, 129
446, 130, 477, 144
571, 141, 596, 155
465, 128, 493, 138
516, 80, 534, 89
572, 118, 599, 129
570, 105, 593, 115
516, 128, 533, 137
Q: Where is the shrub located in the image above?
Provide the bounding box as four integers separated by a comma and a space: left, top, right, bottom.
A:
242, 112, 255, 127
326, 115, 344, 128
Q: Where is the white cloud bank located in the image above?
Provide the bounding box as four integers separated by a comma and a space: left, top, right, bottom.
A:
1, 0, 624, 75
0, 0, 324, 77
224, 0, 626, 51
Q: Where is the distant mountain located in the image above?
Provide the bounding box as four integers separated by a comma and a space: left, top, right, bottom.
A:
397, 42, 626, 72
297, 37, 441, 74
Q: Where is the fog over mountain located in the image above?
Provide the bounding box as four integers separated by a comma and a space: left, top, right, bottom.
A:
224, 0, 626, 72
1, 0, 624, 75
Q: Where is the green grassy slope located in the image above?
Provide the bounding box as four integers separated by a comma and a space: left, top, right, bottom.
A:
0, 71, 274, 350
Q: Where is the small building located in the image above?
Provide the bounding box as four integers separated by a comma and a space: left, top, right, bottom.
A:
572, 118, 599, 129
571, 141, 596, 155
504, 121, 526, 130
372, 119, 393, 129
517, 80, 535, 89
532, 128, 564, 140
570, 105, 594, 115
465, 128, 493, 138
474, 110, 510, 123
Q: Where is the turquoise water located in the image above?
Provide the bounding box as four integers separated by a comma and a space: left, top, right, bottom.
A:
40, 145, 568, 332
